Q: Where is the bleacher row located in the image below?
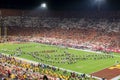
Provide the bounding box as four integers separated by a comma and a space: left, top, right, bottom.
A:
0, 16, 120, 32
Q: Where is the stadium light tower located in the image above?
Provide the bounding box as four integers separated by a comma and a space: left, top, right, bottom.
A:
41, 3, 47, 8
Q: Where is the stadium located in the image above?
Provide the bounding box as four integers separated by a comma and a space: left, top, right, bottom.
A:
0, 0, 120, 80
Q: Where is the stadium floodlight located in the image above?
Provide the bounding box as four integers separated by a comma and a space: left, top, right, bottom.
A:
41, 3, 47, 8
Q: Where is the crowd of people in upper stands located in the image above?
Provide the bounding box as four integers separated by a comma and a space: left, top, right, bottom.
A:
0, 11, 120, 50
1, 16, 120, 32
1, 16, 119, 52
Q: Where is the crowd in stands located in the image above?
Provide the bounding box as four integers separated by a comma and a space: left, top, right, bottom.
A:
6, 24, 120, 53
0, 54, 58, 80
1, 16, 120, 32
0, 12, 120, 52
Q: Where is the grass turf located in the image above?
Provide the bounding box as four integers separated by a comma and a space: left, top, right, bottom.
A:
0, 42, 120, 74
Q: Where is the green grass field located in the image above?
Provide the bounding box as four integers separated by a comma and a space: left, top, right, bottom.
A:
0, 42, 120, 74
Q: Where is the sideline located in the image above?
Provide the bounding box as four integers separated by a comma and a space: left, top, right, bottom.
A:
70, 47, 120, 57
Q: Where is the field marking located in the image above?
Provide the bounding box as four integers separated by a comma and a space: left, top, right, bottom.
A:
70, 47, 120, 57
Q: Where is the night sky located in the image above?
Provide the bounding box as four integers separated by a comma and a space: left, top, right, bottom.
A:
0, 0, 120, 11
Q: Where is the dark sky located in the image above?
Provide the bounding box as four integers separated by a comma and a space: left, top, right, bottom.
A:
0, 0, 120, 11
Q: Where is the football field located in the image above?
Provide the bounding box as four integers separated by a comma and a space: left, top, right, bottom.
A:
0, 42, 120, 74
